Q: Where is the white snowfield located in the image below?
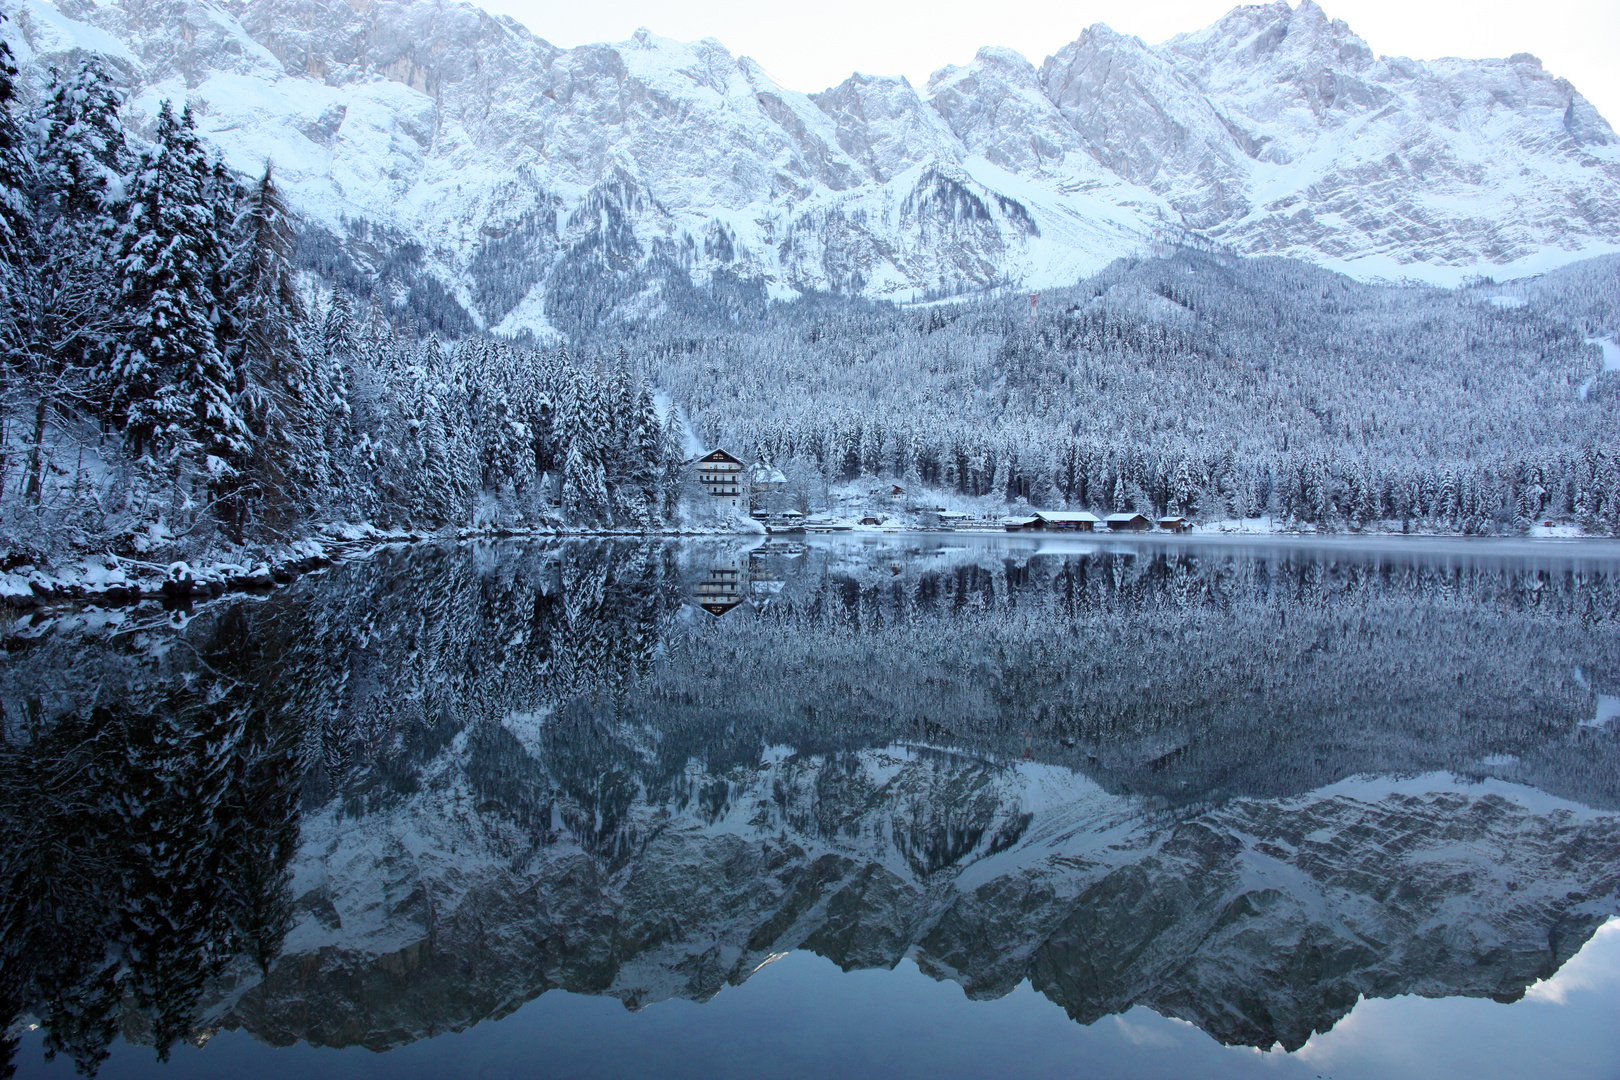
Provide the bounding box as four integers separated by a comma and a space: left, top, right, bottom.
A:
1578, 338, 1620, 399
3, 0, 1618, 333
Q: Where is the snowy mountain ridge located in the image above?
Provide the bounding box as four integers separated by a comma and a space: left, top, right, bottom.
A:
3, 0, 1618, 336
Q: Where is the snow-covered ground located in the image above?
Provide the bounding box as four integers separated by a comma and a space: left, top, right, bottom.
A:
767, 481, 1620, 543
15, 511, 1615, 613
1578, 338, 1620, 400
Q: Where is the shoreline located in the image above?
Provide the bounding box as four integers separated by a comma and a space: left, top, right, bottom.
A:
0, 520, 770, 612
826, 528, 1620, 563
9, 522, 1620, 614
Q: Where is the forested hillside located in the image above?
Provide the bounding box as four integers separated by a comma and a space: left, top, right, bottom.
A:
629, 250, 1620, 531
3, 22, 1620, 578
1471, 254, 1620, 338
0, 46, 686, 569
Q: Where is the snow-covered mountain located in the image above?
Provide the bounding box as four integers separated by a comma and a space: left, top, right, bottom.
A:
3, 0, 1617, 335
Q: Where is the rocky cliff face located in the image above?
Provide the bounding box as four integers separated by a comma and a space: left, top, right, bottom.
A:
2, 0, 1617, 333
1153, 2, 1620, 266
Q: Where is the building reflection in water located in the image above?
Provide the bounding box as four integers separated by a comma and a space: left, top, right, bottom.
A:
694, 554, 749, 616
692, 541, 796, 616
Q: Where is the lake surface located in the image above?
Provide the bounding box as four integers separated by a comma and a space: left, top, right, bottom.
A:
3, 534, 1619, 1079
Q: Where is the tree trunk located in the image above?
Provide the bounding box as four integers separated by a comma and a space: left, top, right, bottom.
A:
25, 395, 50, 505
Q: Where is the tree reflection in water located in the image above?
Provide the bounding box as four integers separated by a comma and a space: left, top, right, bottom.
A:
2, 537, 1618, 1074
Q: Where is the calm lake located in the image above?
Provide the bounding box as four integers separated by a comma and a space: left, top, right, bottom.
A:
4, 534, 1619, 1079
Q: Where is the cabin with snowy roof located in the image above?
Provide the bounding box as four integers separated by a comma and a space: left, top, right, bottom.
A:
1033, 510, 1099, 532
1004, 510, 1101, 532
750, 463, 787, 491
1105, 512, 1151, 532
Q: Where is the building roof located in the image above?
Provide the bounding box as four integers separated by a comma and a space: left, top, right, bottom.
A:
698, 448, 744, 465
1002, 515, 1040, 525
1105, 512, 1150, 522
1034, 510, 1100, 523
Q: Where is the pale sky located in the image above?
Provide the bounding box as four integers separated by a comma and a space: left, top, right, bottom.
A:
475, 0, 1620, 123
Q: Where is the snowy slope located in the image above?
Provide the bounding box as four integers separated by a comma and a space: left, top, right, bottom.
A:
1155, 2, 1620, 278
2, 0, 1617, 334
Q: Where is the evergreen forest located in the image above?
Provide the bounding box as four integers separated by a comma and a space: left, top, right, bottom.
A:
3, 36, 1620, 578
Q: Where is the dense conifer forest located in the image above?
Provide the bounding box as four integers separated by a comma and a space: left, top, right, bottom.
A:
624, 251, 1620, 531
2, 23, 1619, 574
0, 44, 685, 568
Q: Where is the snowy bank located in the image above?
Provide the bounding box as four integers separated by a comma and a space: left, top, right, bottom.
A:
2, 516, 770, 611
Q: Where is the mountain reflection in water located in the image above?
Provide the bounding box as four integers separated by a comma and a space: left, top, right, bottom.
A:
2, 536, 1618, 1078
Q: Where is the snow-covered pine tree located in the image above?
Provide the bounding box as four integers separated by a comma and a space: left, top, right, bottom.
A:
224, 165, 322, 530
1354, 466, 1379, 528
316, 296, 398, 522
561, 438, 610, 525
442, 341, 479, 517
457, 339, 530, 519
110, 103, 246, 507
0, 18, 29, 302
605, 358, 638, 483
316, 290, 356, 479
0, 19, 35, 504
575, 372, 611, 458
319, 290, 356, 369
658, 408, 685, 521
633, 384, 662, 507
1170, 454, 1197, 517
396, 336, 474, 525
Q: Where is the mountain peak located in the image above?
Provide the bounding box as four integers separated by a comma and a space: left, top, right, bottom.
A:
810, 70, 958, 183
6, 0, 1616, 330
1162, 0, 1375, 88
